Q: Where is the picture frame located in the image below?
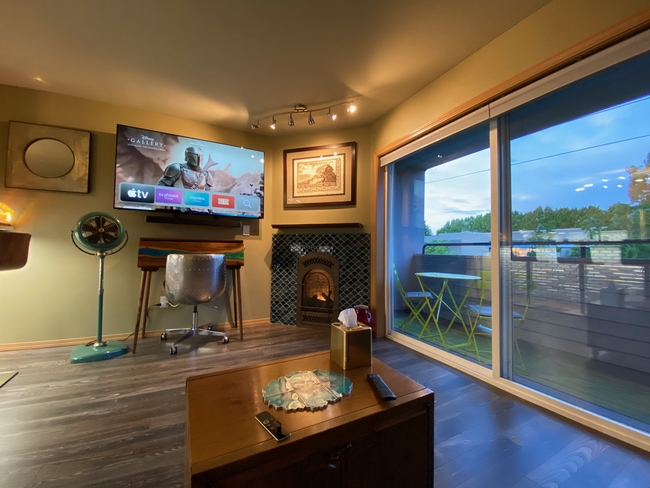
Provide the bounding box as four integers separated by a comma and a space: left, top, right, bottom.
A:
5, 121, 90, 193
283, 142, 356, 208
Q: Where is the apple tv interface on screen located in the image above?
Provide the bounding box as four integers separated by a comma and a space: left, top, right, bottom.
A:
114, 125, 264, 218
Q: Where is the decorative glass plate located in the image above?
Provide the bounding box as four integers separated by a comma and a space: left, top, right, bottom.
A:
262, 370, 353, 411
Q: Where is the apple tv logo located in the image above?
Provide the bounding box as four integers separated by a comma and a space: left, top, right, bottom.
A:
120, 183, 155, 203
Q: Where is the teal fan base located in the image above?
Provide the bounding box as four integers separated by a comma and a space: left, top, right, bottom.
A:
70, 340, 129, 364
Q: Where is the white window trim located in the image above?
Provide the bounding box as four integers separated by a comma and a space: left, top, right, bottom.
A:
379, 106, 489, 167
489, 29, 650, 118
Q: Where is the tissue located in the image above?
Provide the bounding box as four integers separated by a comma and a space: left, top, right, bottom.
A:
338, 308, 358, 330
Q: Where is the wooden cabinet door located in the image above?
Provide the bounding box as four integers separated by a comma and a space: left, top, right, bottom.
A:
214, 445, 343, 488
343, 404, 433, 488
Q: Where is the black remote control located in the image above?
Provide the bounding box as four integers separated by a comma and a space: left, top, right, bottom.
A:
255, 411, 291, 442
367, 374, 396, 401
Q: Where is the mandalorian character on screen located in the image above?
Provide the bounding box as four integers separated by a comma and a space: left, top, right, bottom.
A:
157, 146, 213, 190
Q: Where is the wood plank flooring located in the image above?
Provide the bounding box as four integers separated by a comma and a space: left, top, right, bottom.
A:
0, 322, 648, 488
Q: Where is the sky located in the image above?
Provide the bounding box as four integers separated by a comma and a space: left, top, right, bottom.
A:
424, 95, 650, 234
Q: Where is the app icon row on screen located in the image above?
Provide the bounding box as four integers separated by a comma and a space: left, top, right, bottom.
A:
119, 183, 260, 212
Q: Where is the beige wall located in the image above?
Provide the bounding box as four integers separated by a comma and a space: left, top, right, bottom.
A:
372, 0, 650, 151
0, 84, 373, 345
0, 85, 274, 345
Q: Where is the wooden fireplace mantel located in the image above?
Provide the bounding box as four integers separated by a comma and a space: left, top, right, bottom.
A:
272, 223, 363, 229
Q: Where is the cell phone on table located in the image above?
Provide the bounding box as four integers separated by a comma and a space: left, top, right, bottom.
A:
255, 411, 291, 442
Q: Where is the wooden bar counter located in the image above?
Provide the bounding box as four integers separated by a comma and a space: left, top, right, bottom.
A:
185, 351, 434, 487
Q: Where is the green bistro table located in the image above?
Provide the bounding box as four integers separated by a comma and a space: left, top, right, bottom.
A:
414, 272, 481, 355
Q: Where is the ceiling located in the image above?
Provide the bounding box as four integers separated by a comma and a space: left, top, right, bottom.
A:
0, 0, 550, 135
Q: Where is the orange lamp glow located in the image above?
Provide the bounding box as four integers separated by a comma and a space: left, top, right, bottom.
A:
0, 203, 14, 226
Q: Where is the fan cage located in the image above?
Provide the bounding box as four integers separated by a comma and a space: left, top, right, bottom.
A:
73, 212, 126, 252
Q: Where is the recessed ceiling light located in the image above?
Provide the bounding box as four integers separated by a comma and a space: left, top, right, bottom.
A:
575, 188, 585, 191
584, 184, 593, 187
617, 184, 623, 187
619, 176, 626, 180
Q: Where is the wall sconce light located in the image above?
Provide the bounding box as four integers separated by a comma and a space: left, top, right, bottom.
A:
0, 202, 15, 229
250, 100, 357, 130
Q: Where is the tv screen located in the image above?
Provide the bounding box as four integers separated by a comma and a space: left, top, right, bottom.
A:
114, 125, 264, 218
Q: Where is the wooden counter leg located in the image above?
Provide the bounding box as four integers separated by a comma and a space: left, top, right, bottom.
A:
236, 267, 243, 341
133, 270, 147, 354
141, 270, 153, 339
231, 268, 239, 329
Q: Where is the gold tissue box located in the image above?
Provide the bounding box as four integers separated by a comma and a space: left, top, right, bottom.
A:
330, 322, 373, 370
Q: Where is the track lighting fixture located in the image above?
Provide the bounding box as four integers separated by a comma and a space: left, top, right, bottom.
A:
249, 99, 357, 130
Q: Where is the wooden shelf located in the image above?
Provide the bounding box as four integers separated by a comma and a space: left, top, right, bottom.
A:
272, 223, 363, 229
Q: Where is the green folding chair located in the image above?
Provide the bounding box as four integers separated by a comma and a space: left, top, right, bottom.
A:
393, 265, 437, 339
464, 270, 534, 371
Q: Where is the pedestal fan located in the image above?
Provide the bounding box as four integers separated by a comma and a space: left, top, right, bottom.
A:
69, 212, 129, 364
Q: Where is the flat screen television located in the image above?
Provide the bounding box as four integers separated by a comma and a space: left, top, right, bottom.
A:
113, 125, 264, 219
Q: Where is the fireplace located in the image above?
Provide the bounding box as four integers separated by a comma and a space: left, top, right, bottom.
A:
296, 252, 339, 327
271, 233, 370, 327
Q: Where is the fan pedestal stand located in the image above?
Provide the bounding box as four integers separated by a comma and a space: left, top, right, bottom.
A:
70, 340, 129, 364
70, 252, 128, 364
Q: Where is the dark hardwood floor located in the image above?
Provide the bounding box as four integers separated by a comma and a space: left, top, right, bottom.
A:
0, 323, 649, 488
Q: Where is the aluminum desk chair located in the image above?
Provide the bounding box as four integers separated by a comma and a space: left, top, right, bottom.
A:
464, 270, 534, 370
161, 254, 229, 355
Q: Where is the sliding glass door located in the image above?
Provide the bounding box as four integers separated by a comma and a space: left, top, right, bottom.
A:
387, 123, 492, 369
500, 47, 650, 431
385, 33, 650, 434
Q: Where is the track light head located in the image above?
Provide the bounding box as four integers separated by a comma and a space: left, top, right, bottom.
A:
328, 108, 337, 121
348, 102, 356, 113
270, 117, 276, 130
251, 121, 261, 130
308, 112, 315, 125
288, 114, 294, 126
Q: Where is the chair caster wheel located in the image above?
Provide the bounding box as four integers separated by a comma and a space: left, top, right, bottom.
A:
222, 337, 229, 344
170, 346, 177, 355
207, 325, 214, 331
161, 333, 167, 340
